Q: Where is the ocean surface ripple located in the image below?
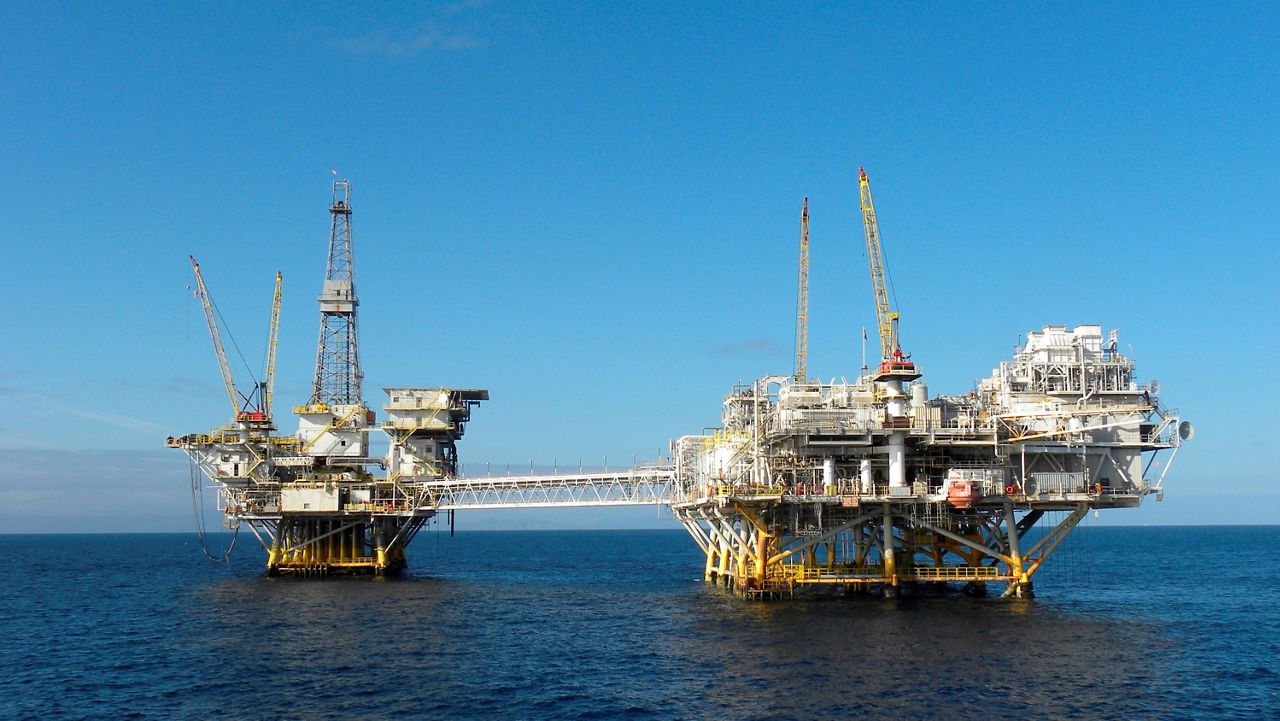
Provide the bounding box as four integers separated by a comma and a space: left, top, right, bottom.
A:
1, 526, 1276, 720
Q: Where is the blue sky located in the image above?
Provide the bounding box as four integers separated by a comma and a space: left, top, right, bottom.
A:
1, 2, 1276, 531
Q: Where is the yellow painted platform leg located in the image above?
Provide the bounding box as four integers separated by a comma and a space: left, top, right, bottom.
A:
755, 530, 770, 586
735, 533, 750, 590
883, 505, 897, 597
1005, 504, 1032, 598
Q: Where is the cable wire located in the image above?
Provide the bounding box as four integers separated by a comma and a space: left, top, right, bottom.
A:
209, 294, 260, 389
189, 457, 238, 564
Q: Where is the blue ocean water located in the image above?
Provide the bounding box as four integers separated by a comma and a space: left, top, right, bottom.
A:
1, 526, 1276, 720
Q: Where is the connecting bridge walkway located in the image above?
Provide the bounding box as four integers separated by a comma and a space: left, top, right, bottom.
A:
426, 466, 676, 510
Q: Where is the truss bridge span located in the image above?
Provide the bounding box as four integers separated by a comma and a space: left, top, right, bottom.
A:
426, 467, 676, 510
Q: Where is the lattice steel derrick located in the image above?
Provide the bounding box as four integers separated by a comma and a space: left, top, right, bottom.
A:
311, 179, 363, 405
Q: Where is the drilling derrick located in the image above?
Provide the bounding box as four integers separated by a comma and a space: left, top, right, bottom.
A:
311, 180, 362, 407
294, 180, 371, 468
169, 178, 487, 577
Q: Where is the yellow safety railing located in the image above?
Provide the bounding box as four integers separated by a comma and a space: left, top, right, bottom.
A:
710, 484, 788, 497
343, 501, 417, 513
381, 418, 455, 431
909, 566, 1001, 580
767, 564, 887, 581
761, 564, 1001, 582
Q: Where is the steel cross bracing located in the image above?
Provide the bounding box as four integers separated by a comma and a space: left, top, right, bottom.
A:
311, 179, 362, 406
426, 467, 676, 510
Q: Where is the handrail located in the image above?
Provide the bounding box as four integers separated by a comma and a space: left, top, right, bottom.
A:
300, 405, 362, 454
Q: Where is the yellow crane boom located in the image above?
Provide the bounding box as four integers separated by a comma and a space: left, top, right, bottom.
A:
858, 167, 917, 379
263, 271, 282, 420
189, 256, 240, 419
794, 197, 810, 383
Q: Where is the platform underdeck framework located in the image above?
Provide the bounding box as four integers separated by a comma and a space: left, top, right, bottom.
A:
170, 172, 1190, 597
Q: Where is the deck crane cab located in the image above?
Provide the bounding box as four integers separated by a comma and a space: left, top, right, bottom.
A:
857, 167, 921, 384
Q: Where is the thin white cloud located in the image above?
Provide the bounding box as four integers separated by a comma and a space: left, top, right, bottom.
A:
64, 408, 173, 434
115, 373, 219, 395
712, 338, 782, 357
337, 19, 485, 56
29, 398, 172, 436
3, 395, 187, 450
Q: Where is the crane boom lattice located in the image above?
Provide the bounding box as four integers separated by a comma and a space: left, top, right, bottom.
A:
858, 168, 895, 363
189, 256, 240, 420
263, 272, 282, 420
858, 167, 917, 380
795, 197, 810, 383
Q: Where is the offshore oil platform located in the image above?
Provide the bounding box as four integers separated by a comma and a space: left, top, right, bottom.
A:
170, 170, 1191, 598
665, 171, 1192, 598
169, 180, 486, 576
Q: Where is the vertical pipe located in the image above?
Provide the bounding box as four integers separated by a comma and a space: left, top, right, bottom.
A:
717, 535, 731, 584
704, 539, 717, 582
374, 520, 387, 573
888, 432, 906, 488
883, 505, 897, 595
1005, 503, 1029, 597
